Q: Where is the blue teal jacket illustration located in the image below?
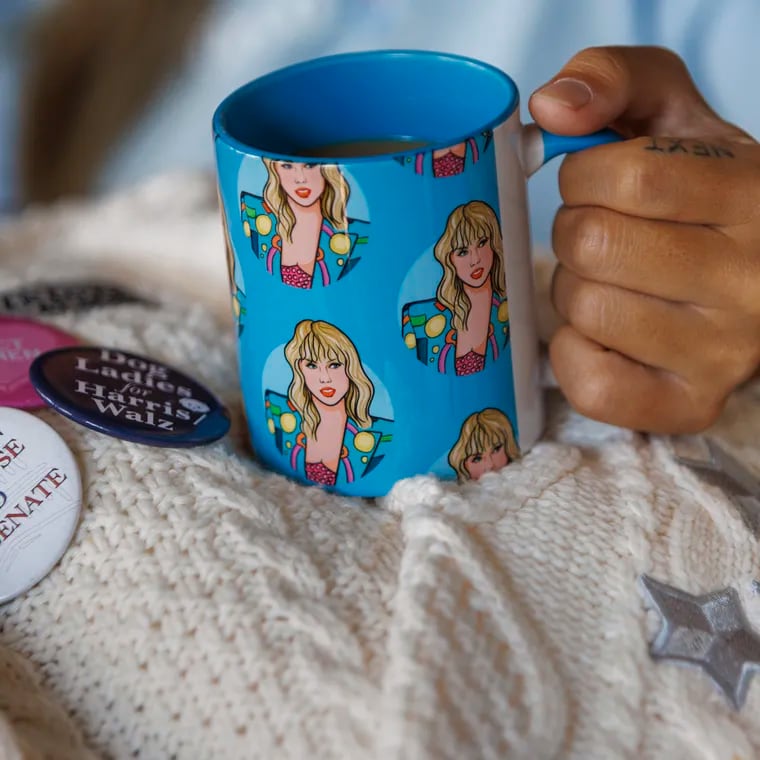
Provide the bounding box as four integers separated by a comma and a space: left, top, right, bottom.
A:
240, 193, 369, 287
401, 294, 510, 373
264, 390, 392, 486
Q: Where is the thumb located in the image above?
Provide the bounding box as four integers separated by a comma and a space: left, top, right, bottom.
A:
528, 46, 753, 142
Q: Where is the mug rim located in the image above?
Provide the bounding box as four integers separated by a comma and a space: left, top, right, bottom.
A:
212, 49, 520, 164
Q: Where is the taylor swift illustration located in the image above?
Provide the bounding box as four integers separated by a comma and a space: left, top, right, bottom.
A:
402, 200, 510, 375
265, 320, 392, 488
449, 408, 519, 482
241, 159, 369, 289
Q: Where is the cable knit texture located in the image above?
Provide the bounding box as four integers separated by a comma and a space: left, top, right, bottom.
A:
1, 173, 759, 759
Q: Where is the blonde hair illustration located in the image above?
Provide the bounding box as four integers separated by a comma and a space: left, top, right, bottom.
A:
262, 159, 350, 244
285, 320, 374, 440
434, 200, 506, 333
448, 408, 519, 481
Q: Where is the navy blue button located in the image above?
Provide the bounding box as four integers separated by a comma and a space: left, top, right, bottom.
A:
29, 347, 230, 447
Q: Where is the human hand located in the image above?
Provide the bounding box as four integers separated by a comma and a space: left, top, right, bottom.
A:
529, 46, 760, 434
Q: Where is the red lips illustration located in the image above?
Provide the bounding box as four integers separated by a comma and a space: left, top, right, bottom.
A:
295, 188, 311, 199
320, 387, 336, 398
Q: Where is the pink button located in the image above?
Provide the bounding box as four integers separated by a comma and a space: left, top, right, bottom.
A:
0, 316, 79, 409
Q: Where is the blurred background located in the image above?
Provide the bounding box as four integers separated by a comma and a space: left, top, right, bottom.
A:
2, 0, 759, 247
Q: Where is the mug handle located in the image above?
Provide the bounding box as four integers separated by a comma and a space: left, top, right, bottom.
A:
520, 124, 621, 177
519, 124, 622, 390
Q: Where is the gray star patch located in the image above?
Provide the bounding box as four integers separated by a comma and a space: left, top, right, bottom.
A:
669, 436, 760, 537
640, 574, 760, 709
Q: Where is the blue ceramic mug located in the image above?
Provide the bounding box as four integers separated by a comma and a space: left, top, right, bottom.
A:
213, 50, 618, 497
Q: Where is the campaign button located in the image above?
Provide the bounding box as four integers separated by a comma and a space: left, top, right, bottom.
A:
29, 346, 231, 447
0, 280, 153, 316
0, 407, 83, 604
0, 316, 79, 409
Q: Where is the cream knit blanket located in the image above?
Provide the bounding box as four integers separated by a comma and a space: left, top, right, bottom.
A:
1, 174, 759, 760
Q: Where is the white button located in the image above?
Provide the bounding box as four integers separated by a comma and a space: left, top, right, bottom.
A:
0, 407, 82, 604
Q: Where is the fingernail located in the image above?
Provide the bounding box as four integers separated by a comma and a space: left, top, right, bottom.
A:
534, 78, 593, 109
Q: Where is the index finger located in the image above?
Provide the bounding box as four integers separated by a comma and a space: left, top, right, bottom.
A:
559, 136, 760, 226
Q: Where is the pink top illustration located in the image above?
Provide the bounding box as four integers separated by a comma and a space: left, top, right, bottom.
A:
401, 131, 492, 178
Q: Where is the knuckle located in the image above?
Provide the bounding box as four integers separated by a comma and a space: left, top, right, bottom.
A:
566, 280, 610, 336
554, 207, 608, 274
617, 153, 653, 207
564, 365, 617, 421
569, 46, 630, 88
680, 390, 725, 433
647, 46, 689, 74
575, 45, 688, 84
557, 156, 581, 202
677, 366, 729, 433
695, 315, 760, 381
